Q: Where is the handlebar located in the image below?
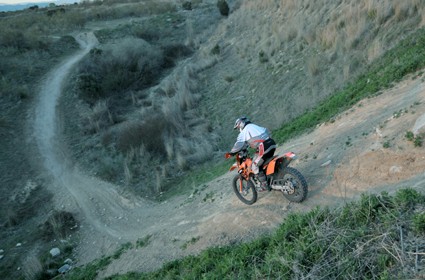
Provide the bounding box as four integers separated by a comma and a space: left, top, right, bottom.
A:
225, 149, 249, 159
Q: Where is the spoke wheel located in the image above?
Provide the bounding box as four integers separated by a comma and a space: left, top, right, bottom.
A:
278, 167, 308, 203
232, 175, 257, 205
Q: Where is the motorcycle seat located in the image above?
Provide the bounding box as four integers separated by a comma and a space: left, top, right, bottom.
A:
263, 155, 279, 167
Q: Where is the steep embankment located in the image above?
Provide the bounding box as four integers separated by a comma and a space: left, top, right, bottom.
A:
32, 29, 425, 278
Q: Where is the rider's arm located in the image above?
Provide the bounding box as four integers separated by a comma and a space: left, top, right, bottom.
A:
230, 141, 246, 155
230, 130, 249, 155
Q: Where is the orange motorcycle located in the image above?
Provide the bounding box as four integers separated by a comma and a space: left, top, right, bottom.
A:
225, 149, 308, 205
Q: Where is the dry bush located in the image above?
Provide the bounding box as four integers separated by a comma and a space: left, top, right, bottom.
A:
162, 43, 193, 67
40, 211, 77, 240
394, 1, 415, 22
367, 39, 384, 62
76, 37, 164, 104
230, 0, 425, 61
79, 0, 176, 20
109, 54, 219, 192
123, 157, 133, 185
318, 24, 337, 50
306, 56, 320, 76
3, 182, 52, 228
81, 100, 114, 134
113, 116, 171, 155
22, 252, 43, 280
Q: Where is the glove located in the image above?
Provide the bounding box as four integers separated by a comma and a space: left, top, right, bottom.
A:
225, 152, 236, 158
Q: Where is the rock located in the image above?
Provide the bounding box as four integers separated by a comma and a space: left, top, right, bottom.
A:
412, 113, 425, 135
16, 243, 22, 247
46, 269, 57, 276
0, 255, 4, 260
58, 264, 72, 274
0, 249, 4, 254
49, 247, 60, 257
321, 160, 332, 167
389, 166, 402, 174
64, 258, 73, 265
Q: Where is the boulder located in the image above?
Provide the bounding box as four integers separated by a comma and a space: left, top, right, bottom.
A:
49, 247, 60, 257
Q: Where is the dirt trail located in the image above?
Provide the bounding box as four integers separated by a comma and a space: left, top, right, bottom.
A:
32, 31, 425, 278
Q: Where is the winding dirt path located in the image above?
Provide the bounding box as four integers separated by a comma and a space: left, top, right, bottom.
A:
31, 31, 425, 278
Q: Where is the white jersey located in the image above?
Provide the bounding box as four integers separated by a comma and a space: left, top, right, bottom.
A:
230, 123, 271, 153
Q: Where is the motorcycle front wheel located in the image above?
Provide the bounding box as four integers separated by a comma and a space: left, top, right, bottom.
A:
232, 175, 257, 205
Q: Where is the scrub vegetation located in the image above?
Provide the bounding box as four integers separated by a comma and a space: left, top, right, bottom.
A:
66, 189, 425, 279
1, 0, 425, 279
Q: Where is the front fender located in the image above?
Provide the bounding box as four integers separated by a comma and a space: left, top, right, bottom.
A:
229, 163, 237, 171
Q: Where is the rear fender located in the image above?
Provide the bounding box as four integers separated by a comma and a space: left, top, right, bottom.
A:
281, 152, 297, 169
265, 156, 283, 175
265, 152, 297, 175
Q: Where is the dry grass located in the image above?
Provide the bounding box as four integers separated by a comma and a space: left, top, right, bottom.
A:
82, 100, 113, 134
22, 251, 43, 280
41, 211, 77, 240
306, 55, 320, 77
226, 0, 425, 62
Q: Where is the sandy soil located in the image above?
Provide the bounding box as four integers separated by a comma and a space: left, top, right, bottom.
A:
31, 31, 425, 278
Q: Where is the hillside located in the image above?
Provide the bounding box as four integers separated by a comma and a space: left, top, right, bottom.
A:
0, 0, 425, 279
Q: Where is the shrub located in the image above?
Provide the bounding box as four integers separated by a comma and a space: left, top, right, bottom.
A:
76, 73, 103, 103
41, 211, 77, 240
413, 213, 425, 234
383, 140, 390, 148
115, 115, 171, 155
210, 44, 220, 55
217, 0, 229, 16
405, 130, 415, 141
76, 38, 164, 104
162, 43, 193, 67
136, 234, 152, 248
182, 1, 192, 10
405, 131, 423, 147
414, 134, 423, 147
259, 50, 268, 63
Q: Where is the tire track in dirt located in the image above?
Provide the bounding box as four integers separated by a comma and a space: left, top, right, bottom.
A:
32, 32, 156, 258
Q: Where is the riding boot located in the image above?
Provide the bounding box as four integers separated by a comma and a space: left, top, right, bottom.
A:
257, 172, 270, 191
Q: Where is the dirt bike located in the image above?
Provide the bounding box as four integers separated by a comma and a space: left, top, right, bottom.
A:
225, 149, 308, 205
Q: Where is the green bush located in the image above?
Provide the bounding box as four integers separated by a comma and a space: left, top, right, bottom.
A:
414, 134, 423, 147
413, 213, 425, 234
405, 130, 415, 141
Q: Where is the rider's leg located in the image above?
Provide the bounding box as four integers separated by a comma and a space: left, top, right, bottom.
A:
253, 155, 268, 189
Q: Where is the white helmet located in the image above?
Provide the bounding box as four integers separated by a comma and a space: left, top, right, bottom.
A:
233, 117, 249, 131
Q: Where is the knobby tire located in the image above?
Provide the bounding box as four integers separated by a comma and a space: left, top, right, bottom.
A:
279, 166, 308, 203
232, 175, 257, 205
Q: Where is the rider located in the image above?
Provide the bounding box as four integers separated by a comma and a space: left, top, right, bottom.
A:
229, 117, 277, 190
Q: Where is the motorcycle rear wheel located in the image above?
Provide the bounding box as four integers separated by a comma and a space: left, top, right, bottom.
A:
232, 175, 257, 205
278, 167, 308, 203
